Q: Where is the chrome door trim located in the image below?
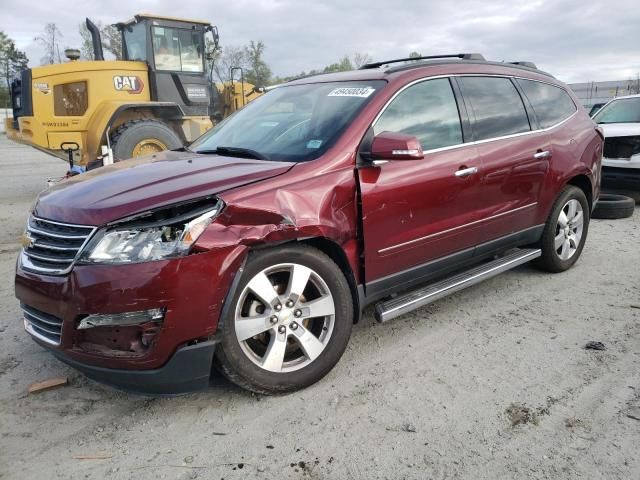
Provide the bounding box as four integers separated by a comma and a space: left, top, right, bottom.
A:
370, 73, 578, 159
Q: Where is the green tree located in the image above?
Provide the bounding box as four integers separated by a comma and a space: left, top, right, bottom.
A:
322, 55, 353, 73
244, 40, 271, 86
79, 20, 123, 60
0, 31, 29, 107
102, 24, 122, 60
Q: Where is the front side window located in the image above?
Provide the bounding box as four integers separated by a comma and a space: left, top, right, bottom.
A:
459, 76, 531, 141
123, 22, 148, 62
190, 81, 385, 162
593, 97, 640, 124
152, 27, 203, 72
373, 78, 463, 151
517, 79, 576, 128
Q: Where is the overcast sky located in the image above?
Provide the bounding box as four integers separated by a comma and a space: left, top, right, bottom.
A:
1, 0, 639, 83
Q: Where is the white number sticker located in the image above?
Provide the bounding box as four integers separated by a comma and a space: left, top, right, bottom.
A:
328, 87, 376, 98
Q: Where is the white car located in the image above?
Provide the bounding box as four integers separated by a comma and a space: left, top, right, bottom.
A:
592, 94, 640, 186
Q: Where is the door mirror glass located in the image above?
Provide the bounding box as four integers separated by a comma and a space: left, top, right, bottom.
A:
370, 131, 424, 160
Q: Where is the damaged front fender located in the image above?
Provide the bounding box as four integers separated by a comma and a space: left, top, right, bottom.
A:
194, 165, 361, 283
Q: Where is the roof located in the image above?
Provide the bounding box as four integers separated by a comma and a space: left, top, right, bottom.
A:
285, 57, 556, 87
120, 13, 211, 26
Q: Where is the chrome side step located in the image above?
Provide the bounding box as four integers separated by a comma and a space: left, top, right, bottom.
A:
374, 248, 541, 323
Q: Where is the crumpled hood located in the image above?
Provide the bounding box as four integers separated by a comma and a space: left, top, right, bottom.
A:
34, 150, 294, 225
599, 123, 640, 138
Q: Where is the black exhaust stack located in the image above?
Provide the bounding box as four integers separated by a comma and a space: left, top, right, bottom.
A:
85, 18, 104, 61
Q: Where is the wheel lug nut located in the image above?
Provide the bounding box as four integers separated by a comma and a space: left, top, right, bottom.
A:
269, 316, 278, 325
286, 300, 294, 308
278, 325, 286, 334
294, 309, 302, 317
290, 322, 298, 330
274, 304, 282, 311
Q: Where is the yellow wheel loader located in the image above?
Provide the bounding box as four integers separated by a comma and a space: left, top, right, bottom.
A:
5, 14, 261, 170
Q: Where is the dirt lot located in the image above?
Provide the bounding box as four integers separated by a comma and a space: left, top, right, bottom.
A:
0, 135, 639, 480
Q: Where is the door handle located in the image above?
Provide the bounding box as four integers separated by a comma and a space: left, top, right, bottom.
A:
534, 150, 552, 159
454, 166, 478, 178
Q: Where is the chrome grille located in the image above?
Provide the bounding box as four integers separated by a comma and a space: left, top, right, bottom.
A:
21, 303, 63, 345
20, 216, 96, 275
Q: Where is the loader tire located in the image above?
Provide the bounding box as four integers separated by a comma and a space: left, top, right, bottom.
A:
111, 119, 182, 161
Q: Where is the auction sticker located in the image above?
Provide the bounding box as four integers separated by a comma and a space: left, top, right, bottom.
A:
328, 87, 376, 98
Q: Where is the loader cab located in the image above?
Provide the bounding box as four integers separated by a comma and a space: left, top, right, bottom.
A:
117, 14, 217, 116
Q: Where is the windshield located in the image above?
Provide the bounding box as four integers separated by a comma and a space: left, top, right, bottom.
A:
152, 26, 203, 72
190, 81, 386, 162
593, 97, 640, 123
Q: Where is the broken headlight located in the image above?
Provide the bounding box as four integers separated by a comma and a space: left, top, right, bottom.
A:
78, 198, 223, 265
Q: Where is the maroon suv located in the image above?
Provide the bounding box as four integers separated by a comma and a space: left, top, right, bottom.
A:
15, 54, 603, 394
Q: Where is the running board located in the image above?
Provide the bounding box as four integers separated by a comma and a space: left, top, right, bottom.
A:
374, 248, 541, 323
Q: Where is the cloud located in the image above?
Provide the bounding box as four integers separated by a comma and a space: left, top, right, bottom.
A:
1, 0, 638, 83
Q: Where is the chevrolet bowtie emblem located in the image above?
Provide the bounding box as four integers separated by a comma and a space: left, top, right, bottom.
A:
20, 233, 35, 249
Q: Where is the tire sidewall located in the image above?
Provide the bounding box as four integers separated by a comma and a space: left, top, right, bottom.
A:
217, 246, 353, 393
112, 121, 182, 160
541, 186, 590, 271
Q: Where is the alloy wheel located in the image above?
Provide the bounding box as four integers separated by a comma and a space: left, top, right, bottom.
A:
555, 198, 584, 260
234, 263, 336, 373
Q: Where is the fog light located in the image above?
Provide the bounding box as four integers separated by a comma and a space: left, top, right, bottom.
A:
77, 308, 165, 330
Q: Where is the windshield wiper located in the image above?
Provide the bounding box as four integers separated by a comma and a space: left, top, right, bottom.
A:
194, 146, 270, 160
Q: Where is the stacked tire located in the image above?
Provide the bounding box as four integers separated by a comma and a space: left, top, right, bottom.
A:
591, 194, 635, 219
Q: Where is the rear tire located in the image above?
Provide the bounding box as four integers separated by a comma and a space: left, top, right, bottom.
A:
111, 119, 182, 161
215, 245, 353, 394
592, 194, 635, 219
534, 186, 590, 273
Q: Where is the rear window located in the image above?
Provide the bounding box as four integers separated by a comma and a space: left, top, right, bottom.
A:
458, 77, 531, 141
517, 79, 576, 128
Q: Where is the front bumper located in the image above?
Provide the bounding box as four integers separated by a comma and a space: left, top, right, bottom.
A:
15, 244, 246, 392
48, 339, 219, 395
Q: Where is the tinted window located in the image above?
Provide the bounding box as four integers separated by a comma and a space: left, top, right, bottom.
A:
517, 79, 576, 128
374, 78, 463, 151
459, 77, 530, 141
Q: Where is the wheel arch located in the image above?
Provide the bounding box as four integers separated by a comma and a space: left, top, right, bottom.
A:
297, 237, 363, 324
566, 174, 594, 210
86, 102, 185, 159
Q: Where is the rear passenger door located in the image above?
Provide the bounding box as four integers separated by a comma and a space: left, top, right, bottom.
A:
457, 76, 550, 248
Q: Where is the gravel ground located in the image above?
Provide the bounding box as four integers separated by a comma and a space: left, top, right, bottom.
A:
0, 135, 639, 480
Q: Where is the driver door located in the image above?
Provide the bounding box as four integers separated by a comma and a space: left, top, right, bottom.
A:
358, 77, 484, 295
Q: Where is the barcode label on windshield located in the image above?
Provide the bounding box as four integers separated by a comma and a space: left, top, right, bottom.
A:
328, 87, 376, 98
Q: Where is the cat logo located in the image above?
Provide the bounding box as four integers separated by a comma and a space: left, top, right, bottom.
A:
113, 76, 144, 94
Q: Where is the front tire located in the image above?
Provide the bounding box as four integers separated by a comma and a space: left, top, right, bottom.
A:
111, 119, 182, 161
535, 186, 590, 273
215, 245, 353, 394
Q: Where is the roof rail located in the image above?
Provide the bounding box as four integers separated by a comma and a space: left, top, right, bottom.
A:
360, 53, 486, 70
509, 61, 537, 69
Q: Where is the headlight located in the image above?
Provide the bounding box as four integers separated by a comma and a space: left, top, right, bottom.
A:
79, 198, 223, 265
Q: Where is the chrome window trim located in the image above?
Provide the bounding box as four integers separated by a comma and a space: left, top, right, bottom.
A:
378, 203, 538, 254
20, 216, 97, 276
371, 73, 578, 157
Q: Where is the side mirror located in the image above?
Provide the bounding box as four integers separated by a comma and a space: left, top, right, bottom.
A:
370, 131, 424, 161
